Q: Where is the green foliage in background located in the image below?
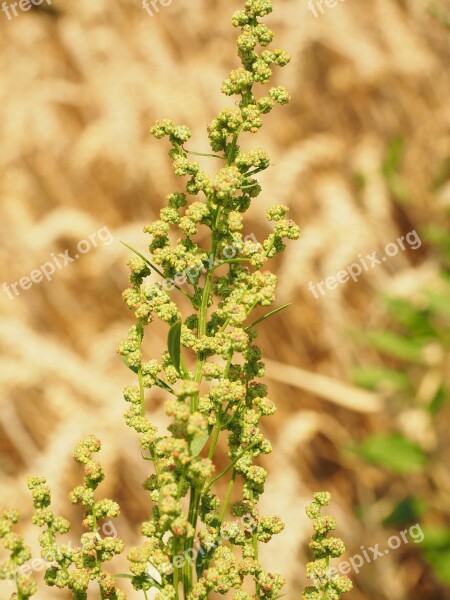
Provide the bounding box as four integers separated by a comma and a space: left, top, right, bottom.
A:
351, 207, 450, 586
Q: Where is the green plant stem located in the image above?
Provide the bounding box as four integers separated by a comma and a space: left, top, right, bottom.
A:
244, 302, 292, 332
253, 529, 259, 596
227, 133, 239, 164
182, 132, 241, 596
137, 367, 145, 416
217, 257, 252, 267
208, 421, 221, 460
202, 469, 237, 573
173, 538, 180, 600
205, 440, 259, 492
15, 577, 24, 600
137, 325, 160, 476
218, 469, 236, 525
183, 222, 218, 594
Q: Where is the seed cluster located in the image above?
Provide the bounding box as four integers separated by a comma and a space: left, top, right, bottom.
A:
303, 493, 352, 600
26, 437, 125, 600
0, 510, 37, 599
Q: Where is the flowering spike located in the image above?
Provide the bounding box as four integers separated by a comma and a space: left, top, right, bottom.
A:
26, 440, 125, 600
117, 0, 300, 597
303, 492, 353, 600
0, 510, 37, 599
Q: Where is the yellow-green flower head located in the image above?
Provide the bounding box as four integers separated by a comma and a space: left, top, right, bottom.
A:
269, 85, 291, 104
27, 479, 52, 509
256, 570, 285, 598
244, 0, 273, 18
151, 119, 192, 146
222, 67, 254, 96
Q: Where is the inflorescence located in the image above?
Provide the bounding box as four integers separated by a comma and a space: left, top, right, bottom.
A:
118, 0, 299, 597
27, 437, 125, 600
303, 493, 352, 600
0, 510, 37, 599
0, 1, 351, 599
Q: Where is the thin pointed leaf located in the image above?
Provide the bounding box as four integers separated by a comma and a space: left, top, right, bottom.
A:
155, 377, 174, 394
190, 431, 210, 457
120, 241, 165, 279
115, 573, 162, 590
121, 354, 173, 393
168, 320, 182, 374
121, 240, 193, 299
244, 302, 292, 332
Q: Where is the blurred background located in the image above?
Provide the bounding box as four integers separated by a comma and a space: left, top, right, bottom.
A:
0, 0, 449, 598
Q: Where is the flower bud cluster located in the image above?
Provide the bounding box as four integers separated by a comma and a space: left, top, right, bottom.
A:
26, 438, 125, 600
0, 510, 37, 599
303, 493, 352, 600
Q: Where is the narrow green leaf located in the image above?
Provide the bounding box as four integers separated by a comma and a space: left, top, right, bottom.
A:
244, 302, 292, 332
120, 241, 165, 279
155, 377, 175, 394
196, 547, 209, 578
168, 320, 182, 374
190, 431, 210, 457
115, 573, 163, 590
121, 356, 173, 394
381, 295, 434, 335
121, 241, 192, 299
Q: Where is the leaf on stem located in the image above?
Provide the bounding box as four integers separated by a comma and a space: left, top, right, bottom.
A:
190, 430, 211, 457
120, 356, 173, 394
244, 302, 292, 332
168, 320, 182, 374
121, 241, 192, 299
155, 377, 175, 394
120, 241, 165, 279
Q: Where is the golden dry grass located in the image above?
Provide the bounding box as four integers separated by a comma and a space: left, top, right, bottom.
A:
0, 0, 449, 598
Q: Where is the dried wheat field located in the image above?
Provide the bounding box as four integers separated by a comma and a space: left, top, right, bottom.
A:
0, 0, 449, 598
